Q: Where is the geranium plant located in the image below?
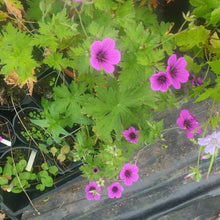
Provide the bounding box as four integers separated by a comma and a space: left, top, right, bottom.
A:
0, 0, 220, 200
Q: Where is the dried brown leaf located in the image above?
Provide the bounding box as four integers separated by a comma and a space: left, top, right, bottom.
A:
4, 0, 24, 19
0, 211, 6, 220
4, 70, 19, 86
19, 77, 37, 96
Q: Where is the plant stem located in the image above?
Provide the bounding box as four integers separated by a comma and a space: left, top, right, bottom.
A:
197, 99, 215, 169
75, 6, 88, 38
203, 65, 210, 81
6, 117, 40, 215
11, 96, 47, 162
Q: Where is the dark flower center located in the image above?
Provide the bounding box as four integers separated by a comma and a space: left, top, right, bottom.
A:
129, 132, 136, 140
89, 186, 96, 191
125, 170, 131, 177
184, 119, 192, 129
97, 51, 106, 62
158, 75, 167, 83
170, 66, 177, 77
112, 186, 118, 193
93, 168, 98, 173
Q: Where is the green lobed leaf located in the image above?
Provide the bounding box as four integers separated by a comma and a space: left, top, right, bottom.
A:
0, 176, 8, 185
208, 59, 220, 75
0, 23, 37, 83
19, 172, 31, 180
41, 176, 53, 187
115, 0, 135, 28
3, 163, 13, 178
42, 163, 49, 170
184, 55, 202, 73
48, 166, 58, 175
210, 7, 220, 25
36, 184, 45, 191
175, 26, 210, 51
53, 82, 93, 126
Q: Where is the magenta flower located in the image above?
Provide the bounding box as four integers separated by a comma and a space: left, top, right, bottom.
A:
0, 136, 2, 141
123, 126, 140, 144
198, 131, 220, 155
85, 181, 101, 200
120, 163, 139, 186
108, 182, 124, 199
176, 109, 201, 138
93, 167, 99, 174
90, 38, 121, 73
191, 75, 204, 86
150, 72, 171, 92
166, 54, 189, 89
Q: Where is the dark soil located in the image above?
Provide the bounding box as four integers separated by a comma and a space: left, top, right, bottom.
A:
33, 77, 55, 101
33, 71, 65, 101
0, 74, 26, 109
14, 108, 48, 144
0, 116, 15, 142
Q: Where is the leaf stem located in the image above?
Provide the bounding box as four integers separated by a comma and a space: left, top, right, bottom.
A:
75, 5, 88, 38
197, 99, 215, 169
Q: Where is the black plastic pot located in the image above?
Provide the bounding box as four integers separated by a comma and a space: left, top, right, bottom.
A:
0, 114, 16, 152
0, 157, 82, 220
38, 133, 81, 174
0, 146, 42, 191
0, 75, 41, 111
33, 67, 64, 102
13, 107, 81, 175
12, 107, 44, 145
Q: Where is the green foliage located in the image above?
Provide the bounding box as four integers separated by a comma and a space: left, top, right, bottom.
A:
184, 55, 202, 73
0, 155, 57, 193
83, 79, 151, 142
2, 0, 220, 185
208, 60, 220, 75
0, 24, 37, 83
53, 81, 93, 126
31, 99, 70, 143
190, 0, 220, 22
115, 0, 135, 28
175, 26, 210, 51
33, 9, 78, 52
189, 167, 202, 181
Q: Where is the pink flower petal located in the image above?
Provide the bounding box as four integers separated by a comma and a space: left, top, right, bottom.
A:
90, 56, 101, 70
167, 54, 177, 67
175, 57, 187, 69
131, 164, 139, 173
124, 178, 133, 186
186, 129, 194, 138
176, 117, 184, 129
115, 192, 122, 198
180, 109, 190, 119
102, 38, 115, 51
123, 130, 130, 137
101, 62, 115, 73
171, 77, 181, 89
176, 69, 189, 83
105, 49, 121, 64
94, 193, 100, 200
131, 173, 139, 182
90, 40, 102, 55
86, 193, 94, 200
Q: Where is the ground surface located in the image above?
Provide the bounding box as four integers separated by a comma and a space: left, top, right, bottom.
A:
20, 98, 220, 220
